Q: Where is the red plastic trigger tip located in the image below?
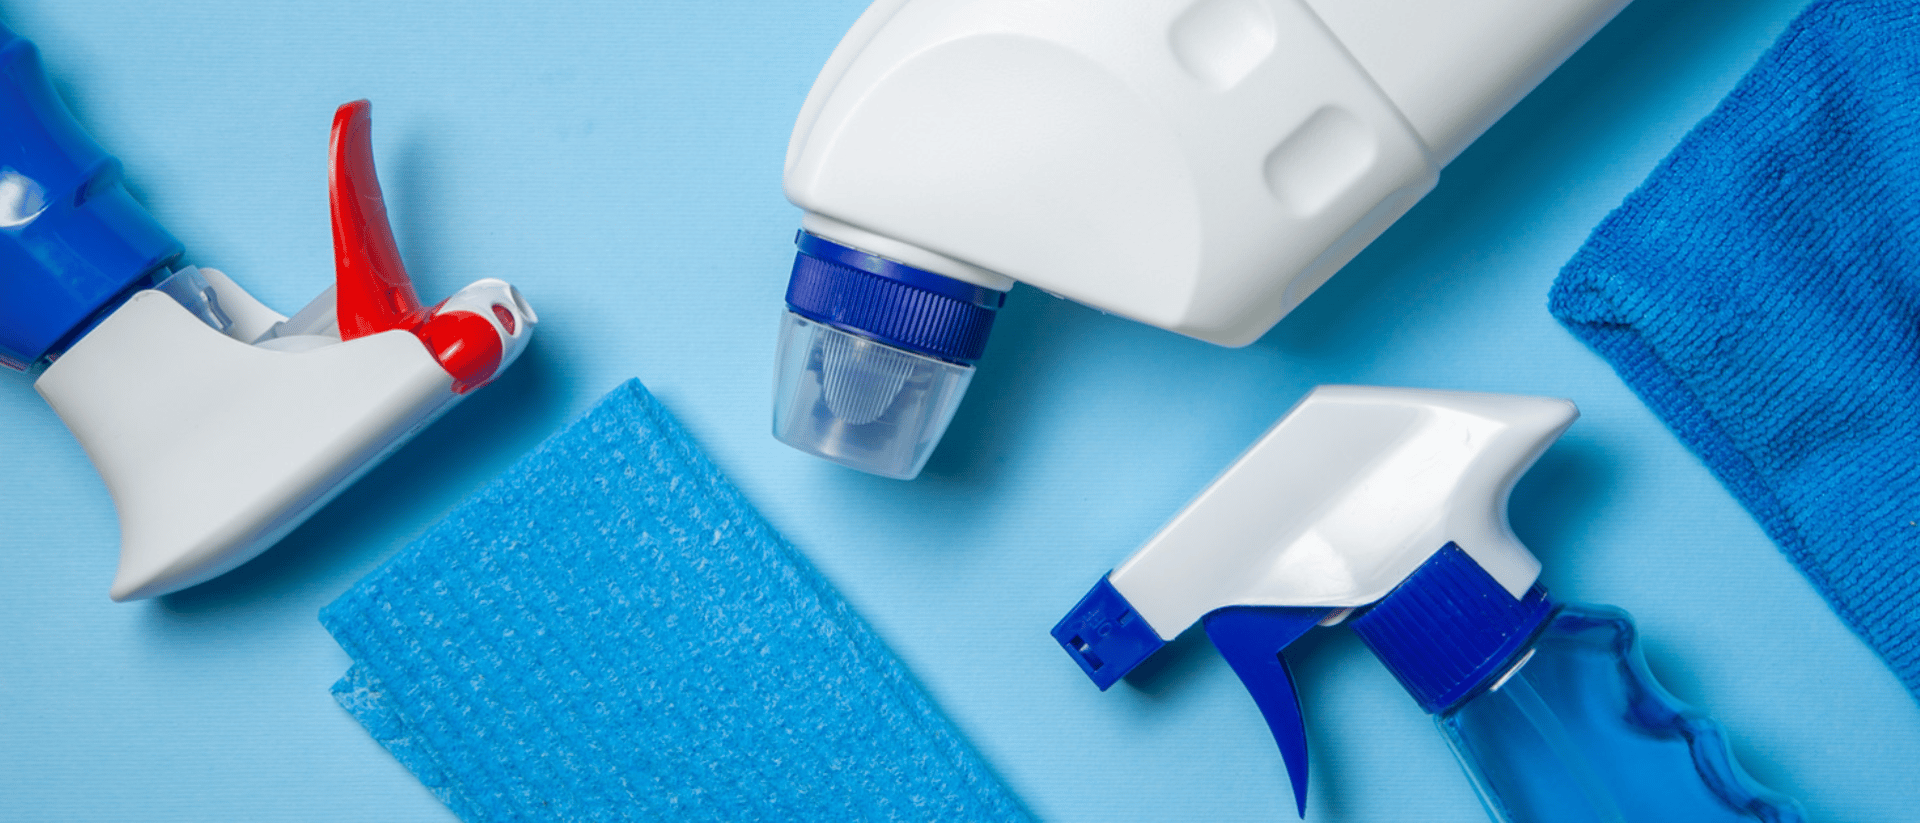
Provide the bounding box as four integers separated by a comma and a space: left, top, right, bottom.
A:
329, 99, 424, 340
419, 310, 504, 394
323, 101, 508, 394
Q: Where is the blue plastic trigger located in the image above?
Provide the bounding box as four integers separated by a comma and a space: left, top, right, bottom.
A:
1202, 605, 1335, 818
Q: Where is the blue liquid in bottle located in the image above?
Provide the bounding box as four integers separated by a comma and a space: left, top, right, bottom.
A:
1437, 604, 1804, 823
1350, 546, 1803, 823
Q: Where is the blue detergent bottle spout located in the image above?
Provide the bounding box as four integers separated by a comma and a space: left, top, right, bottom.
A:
0, 21, 183, 371
1052, 386, 1804, 821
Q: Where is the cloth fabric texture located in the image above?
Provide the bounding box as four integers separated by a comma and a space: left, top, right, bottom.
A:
319, 379, 1032, 822
1551, 0, 1920, 700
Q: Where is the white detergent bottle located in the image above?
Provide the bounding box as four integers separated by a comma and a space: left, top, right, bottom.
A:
772, 0, 1631, 478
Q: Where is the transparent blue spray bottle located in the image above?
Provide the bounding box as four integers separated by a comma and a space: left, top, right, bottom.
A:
1054, 386, 1803, 822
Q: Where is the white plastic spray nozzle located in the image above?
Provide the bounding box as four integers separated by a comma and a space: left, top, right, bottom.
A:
1052, 386, 1576, 815
32, 100, 534, 601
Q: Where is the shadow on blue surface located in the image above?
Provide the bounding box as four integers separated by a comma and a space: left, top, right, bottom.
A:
1120, 623, 1385, 822
1510, 437, 1617, 577
921, 288, 1102, 483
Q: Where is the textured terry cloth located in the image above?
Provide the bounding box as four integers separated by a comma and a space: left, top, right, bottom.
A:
1551, 0, 1920, 700
319, 379, 1033, 822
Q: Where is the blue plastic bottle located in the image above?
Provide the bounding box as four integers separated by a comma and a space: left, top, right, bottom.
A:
1057, 387, 1806, 821
1350, 550, 1805, 823
1431, 604, 1803, 823
0, 21, 183, 372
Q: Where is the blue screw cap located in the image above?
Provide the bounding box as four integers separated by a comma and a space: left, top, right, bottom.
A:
784, 231, 1004, 364
1351, 543, 1557, 713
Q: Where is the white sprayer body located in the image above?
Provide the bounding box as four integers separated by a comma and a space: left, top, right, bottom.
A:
35, 268, 531, 601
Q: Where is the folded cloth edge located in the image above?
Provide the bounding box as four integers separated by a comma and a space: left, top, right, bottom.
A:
1550, 0, 1920, 701
319, 378, 1034, 821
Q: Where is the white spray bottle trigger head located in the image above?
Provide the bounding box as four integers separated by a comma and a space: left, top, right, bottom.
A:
1054, 386, 1576, 817
1110, 385, 1575, 640
1055, 385, 1576, 687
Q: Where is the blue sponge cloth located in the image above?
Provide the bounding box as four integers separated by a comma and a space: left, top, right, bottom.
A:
320, 379, 1032, 822
1551, 0, 1920, 701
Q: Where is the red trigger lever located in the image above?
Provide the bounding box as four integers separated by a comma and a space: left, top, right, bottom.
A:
329, 100, 504, 393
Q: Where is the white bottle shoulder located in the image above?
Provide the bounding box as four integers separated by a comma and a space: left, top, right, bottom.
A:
785, 0, 1626, 345
787, 0, 1441, 345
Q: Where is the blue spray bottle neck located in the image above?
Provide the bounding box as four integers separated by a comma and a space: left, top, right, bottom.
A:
1350, 543, 1559, 714
0, 24, 183, 371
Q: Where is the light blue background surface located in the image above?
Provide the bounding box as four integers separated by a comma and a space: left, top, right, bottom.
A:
2, 1, 1915, 821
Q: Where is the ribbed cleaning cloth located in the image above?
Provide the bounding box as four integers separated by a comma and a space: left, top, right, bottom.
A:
1550, 0, 1920, 700
319, 379, 1032, 822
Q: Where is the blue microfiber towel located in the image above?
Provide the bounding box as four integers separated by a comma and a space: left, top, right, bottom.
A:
1551, 0, 1920, 700
319, 379, 1033, 822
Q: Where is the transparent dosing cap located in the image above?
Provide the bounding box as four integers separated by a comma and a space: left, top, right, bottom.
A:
772, 311, 974, 479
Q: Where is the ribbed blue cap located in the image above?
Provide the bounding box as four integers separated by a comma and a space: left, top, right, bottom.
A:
1349, 543, 1556, 713
0, 26, 182, 370
784, 231, 1004, 364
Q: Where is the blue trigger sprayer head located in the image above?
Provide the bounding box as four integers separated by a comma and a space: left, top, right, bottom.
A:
1052, 386, 1578, 815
